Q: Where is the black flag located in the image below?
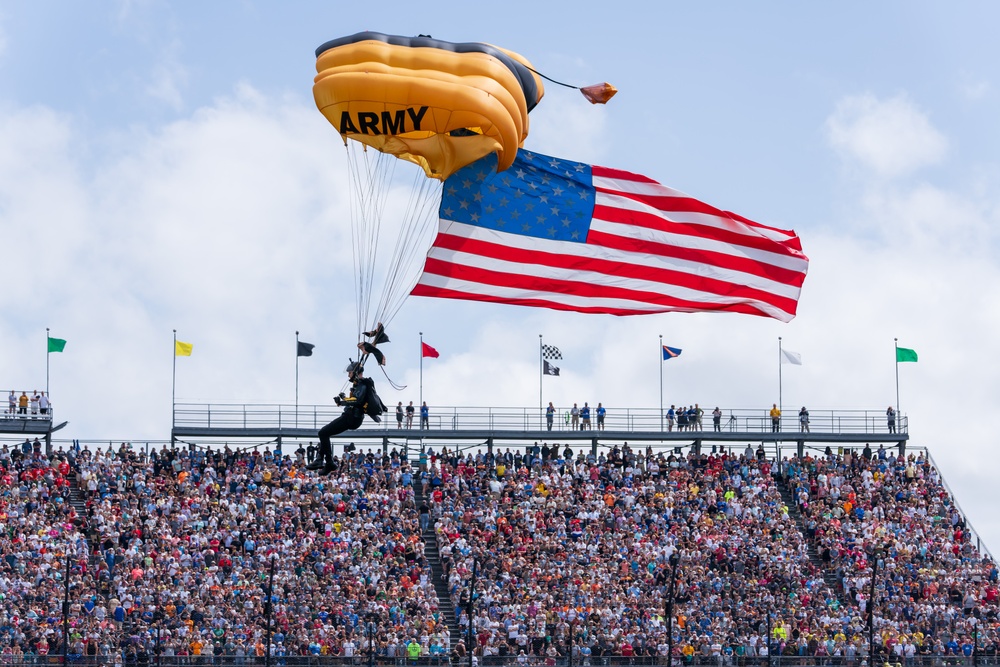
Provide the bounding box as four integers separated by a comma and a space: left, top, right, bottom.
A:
297, 341, 315, 357
543, 360, 560, 376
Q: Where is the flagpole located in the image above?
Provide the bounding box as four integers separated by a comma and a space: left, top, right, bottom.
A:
295, 331, 300, 425
894, 337, 900, 418
778, 336, 783, 418
172, 330, 177, 441
46, 327, 51, 397
419, 332, 424, 412
659, 334, 664, 432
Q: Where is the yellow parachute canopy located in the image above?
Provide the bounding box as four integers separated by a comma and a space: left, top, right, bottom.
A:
313, 32, 544, 180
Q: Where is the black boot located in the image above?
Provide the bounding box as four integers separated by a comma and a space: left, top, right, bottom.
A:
308, 443, 331, 471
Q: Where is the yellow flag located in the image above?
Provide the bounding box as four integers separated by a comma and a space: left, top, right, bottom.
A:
175, 340, 193, 356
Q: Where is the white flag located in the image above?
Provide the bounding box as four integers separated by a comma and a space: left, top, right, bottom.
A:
781, 349, 802, 365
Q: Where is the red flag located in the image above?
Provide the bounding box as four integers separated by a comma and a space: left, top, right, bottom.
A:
421, 342, 440, 358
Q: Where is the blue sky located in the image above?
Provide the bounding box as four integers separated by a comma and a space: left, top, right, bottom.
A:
3, 2, 1000, 545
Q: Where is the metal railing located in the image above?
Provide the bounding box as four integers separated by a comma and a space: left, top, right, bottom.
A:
3, 391, 53, 418
924, 448, 996, 563
0, 408, 54, 422
172, 404, 906, 436
3, 655, 995, 667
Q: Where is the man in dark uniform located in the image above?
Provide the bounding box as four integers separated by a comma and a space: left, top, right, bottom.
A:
307, 362, 385, 475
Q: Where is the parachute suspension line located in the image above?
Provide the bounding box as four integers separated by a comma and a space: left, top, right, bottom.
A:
344, 143, 366, 344
345, 144, 392, 343
346, 145, 398, 342
357, 149, 379, 339
362, 151, 395, 339
384, 173, 438, 323
378, 363, 407, 392
370, 169, 441, 327
346, 145, 370, 343
344, 143, 442, 347
365, 151, 401, 330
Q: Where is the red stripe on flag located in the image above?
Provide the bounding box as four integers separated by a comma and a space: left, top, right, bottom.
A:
592, 165, 802, 241
592, 203, 806, 268
410, 283, 765, 318
418, 255, 791, 317
429, 231, 801, 310
585, 227, 806, 289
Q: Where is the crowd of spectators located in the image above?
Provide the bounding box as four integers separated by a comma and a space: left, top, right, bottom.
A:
0, 436, 997, 665
0, 439, 88, 660
785, 444, 1000, 661
1, 441, 444, 664
430, 443, 845, 663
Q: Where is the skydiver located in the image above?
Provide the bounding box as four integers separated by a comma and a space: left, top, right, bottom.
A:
306, 361, 386, 475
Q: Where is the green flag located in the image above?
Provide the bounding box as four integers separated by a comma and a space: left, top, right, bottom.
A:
48, 337, 67, 353
896, 346, 918, 363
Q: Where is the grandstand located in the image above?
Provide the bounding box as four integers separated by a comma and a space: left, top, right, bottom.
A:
1, 402, 996, 667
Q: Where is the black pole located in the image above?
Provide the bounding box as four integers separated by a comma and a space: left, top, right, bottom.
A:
973, 623, 979, 667
156, 590, 161, 667
62, 554, 71, 664
666, 553, 680, 667
569, 618, 576, 667
868, 549, 879, 664
264, 558, 276, 667
369, 617, 375, 667
468, 560, 477, 667
766, 612, 771, 667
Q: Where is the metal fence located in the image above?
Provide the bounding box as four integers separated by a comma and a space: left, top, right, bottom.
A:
0, 410, 54, 422
5, 656, 996, 667
172, 404, 906, 436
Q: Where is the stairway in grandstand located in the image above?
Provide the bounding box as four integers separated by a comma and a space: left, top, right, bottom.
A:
66, 475, 89, 527
774, 470, 850, 606
774, 472, 852, 609
412, 480, 463, 642
66, 470, 99, 555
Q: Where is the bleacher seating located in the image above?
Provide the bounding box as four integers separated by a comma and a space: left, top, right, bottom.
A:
0, 439, 996, 664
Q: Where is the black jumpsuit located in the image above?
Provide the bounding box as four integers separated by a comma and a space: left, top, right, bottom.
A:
315, 377, 373, 464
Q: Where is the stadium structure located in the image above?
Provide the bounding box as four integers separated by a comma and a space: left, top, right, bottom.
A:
1, 399, 994, 666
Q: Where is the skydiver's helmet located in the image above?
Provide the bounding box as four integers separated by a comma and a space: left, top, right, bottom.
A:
345, 360, 364, 380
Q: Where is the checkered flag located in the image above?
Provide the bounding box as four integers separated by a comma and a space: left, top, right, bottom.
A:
541, 344, 562, 360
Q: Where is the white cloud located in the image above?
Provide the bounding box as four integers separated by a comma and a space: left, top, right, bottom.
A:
145, 60, 188, 111
0, 86, 356, 434
141, 37, 189, 111
4, 82, 1000, 553
528, 92, 611, 164
958, 72, 991, 101
826, 93, 948, 178
858, 182, 997, 251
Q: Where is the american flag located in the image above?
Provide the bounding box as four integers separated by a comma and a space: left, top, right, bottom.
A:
411, 150, 808, 321
541, 344, 562, 360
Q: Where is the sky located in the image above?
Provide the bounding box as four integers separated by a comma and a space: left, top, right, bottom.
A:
2, 2, 999, 544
